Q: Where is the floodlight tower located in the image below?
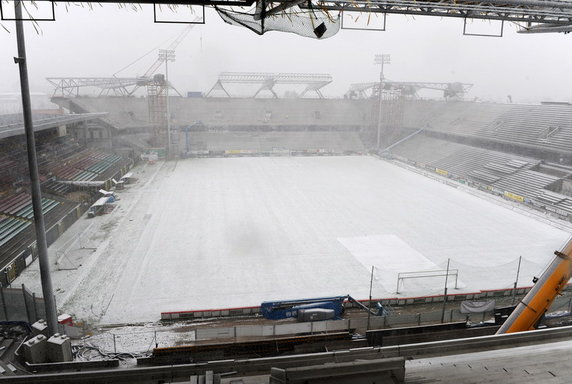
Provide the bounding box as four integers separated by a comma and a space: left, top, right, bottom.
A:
374, 54, 390, 149
159, 49, 176, 158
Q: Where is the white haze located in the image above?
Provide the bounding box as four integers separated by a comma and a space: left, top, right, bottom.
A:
0, 4, 571, 103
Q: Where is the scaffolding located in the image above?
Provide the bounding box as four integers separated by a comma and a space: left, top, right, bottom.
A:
206, 72, 333, 98
147, 75, 168, 147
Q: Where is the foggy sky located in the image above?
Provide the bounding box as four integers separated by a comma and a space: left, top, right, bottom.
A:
1, 3, 571, 103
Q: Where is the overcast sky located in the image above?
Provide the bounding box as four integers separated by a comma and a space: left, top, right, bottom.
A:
1, 2, 571, 103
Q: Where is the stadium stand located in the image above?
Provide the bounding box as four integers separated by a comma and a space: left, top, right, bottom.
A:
187, 131, 366, 154
27, 97, 572, 226
41, 179, 72, 196
53, 97, 151, 132
44, 148, 125, 182
390, 135, 537, 175
0, 216, 31, 249
0, 113, 132, 286
0, 112, 107, 140
492, 170, 559, 198
0, 192, 60, 249
480, 104, 572, 152
400, 101, 510, 135
400, 101, 572, 157
53, 96, 372, 131
386, 101, 572, 221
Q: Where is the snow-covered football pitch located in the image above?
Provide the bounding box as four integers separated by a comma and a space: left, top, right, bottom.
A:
17, 156, 571, 324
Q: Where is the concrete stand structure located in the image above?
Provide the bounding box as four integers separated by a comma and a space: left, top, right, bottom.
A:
46, 333, 72, 363
22, 334, 47, 364
31, 319, 48, 338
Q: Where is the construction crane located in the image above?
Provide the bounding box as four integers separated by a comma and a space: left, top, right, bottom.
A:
497, 236, 572, 334
48, 19, 201, 148
135, 20, 201, 148
47, 19, 200, 97
135, 22, 197, 90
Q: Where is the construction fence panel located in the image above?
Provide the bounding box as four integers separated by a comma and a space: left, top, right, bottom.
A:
0, 285, 46, 322
550, 296, 572, 312
22, 284, 38, 323
350, 317, 368, 330
235, 324, 270, 338
195, 327, 235, 340
274, 322, 312, 336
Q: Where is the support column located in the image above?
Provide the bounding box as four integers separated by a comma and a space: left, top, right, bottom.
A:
14, 0, 58, 335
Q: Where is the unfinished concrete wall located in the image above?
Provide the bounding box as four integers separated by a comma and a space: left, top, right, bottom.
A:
178, 131, 367, 153
54, 96, 374, 131
172, 98, 373, 129
400, 100, 512, 132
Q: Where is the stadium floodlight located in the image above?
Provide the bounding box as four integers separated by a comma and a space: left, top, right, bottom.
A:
374, 54, 391, 65
375, 54, 390, 149
159, 49, 176, 159
158, 49, 176, 63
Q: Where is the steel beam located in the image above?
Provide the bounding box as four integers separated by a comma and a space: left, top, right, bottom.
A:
301, 0, 572, 25
46, 77, 140, 97
17, 1, 571, 31
349, 81, 473, 99
209, 72, 333, 98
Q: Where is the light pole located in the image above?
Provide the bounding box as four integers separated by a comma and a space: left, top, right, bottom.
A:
367, 266, 374, 331
441, 258, 451, 323
512, 256, 522, 305
159, 49, 176, 159
14, 0, 58, 334
374, 54, 390, 150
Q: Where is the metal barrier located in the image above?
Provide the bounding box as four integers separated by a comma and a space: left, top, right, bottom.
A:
7, 325, 572, 383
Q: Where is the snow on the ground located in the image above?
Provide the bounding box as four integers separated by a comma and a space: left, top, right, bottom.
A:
15, 156, 572, 324
80, 322, 196, 355
338, 234, 465, 293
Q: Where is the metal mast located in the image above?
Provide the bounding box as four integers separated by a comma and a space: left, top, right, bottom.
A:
375, 54, 390, 150
14, 0, 58, 335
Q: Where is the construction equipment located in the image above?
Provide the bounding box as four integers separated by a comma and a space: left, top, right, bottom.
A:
48, 20, 200, 148
496, 236, 572, 334
47, 19, 200, 97
133, 22, 198, 92
260, 295, 383, 320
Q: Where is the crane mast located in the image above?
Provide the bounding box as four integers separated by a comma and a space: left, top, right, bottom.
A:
139, 20, 198, 81
497, 237, 572, 334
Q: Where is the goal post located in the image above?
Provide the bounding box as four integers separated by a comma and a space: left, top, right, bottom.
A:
396, 269, 459, 294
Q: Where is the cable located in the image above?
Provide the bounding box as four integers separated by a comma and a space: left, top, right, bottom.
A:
73, 344, 151, 361
112, 29, 185, 77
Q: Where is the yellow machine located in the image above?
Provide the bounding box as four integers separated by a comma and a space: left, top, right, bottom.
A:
497, 237, 572, 334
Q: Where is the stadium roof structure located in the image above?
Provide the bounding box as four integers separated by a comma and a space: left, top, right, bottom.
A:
0, 112, 107, 140
46, 77, 182, 97
348, 81, 474, 99
46, 0, 572, 35
206, 72, 333, 98
46, 77, 142, 97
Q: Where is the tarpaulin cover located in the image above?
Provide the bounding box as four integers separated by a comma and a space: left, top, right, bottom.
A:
460, 300, 496, 313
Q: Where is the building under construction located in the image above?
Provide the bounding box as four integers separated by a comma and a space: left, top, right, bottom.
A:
2, 0, 572, 382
